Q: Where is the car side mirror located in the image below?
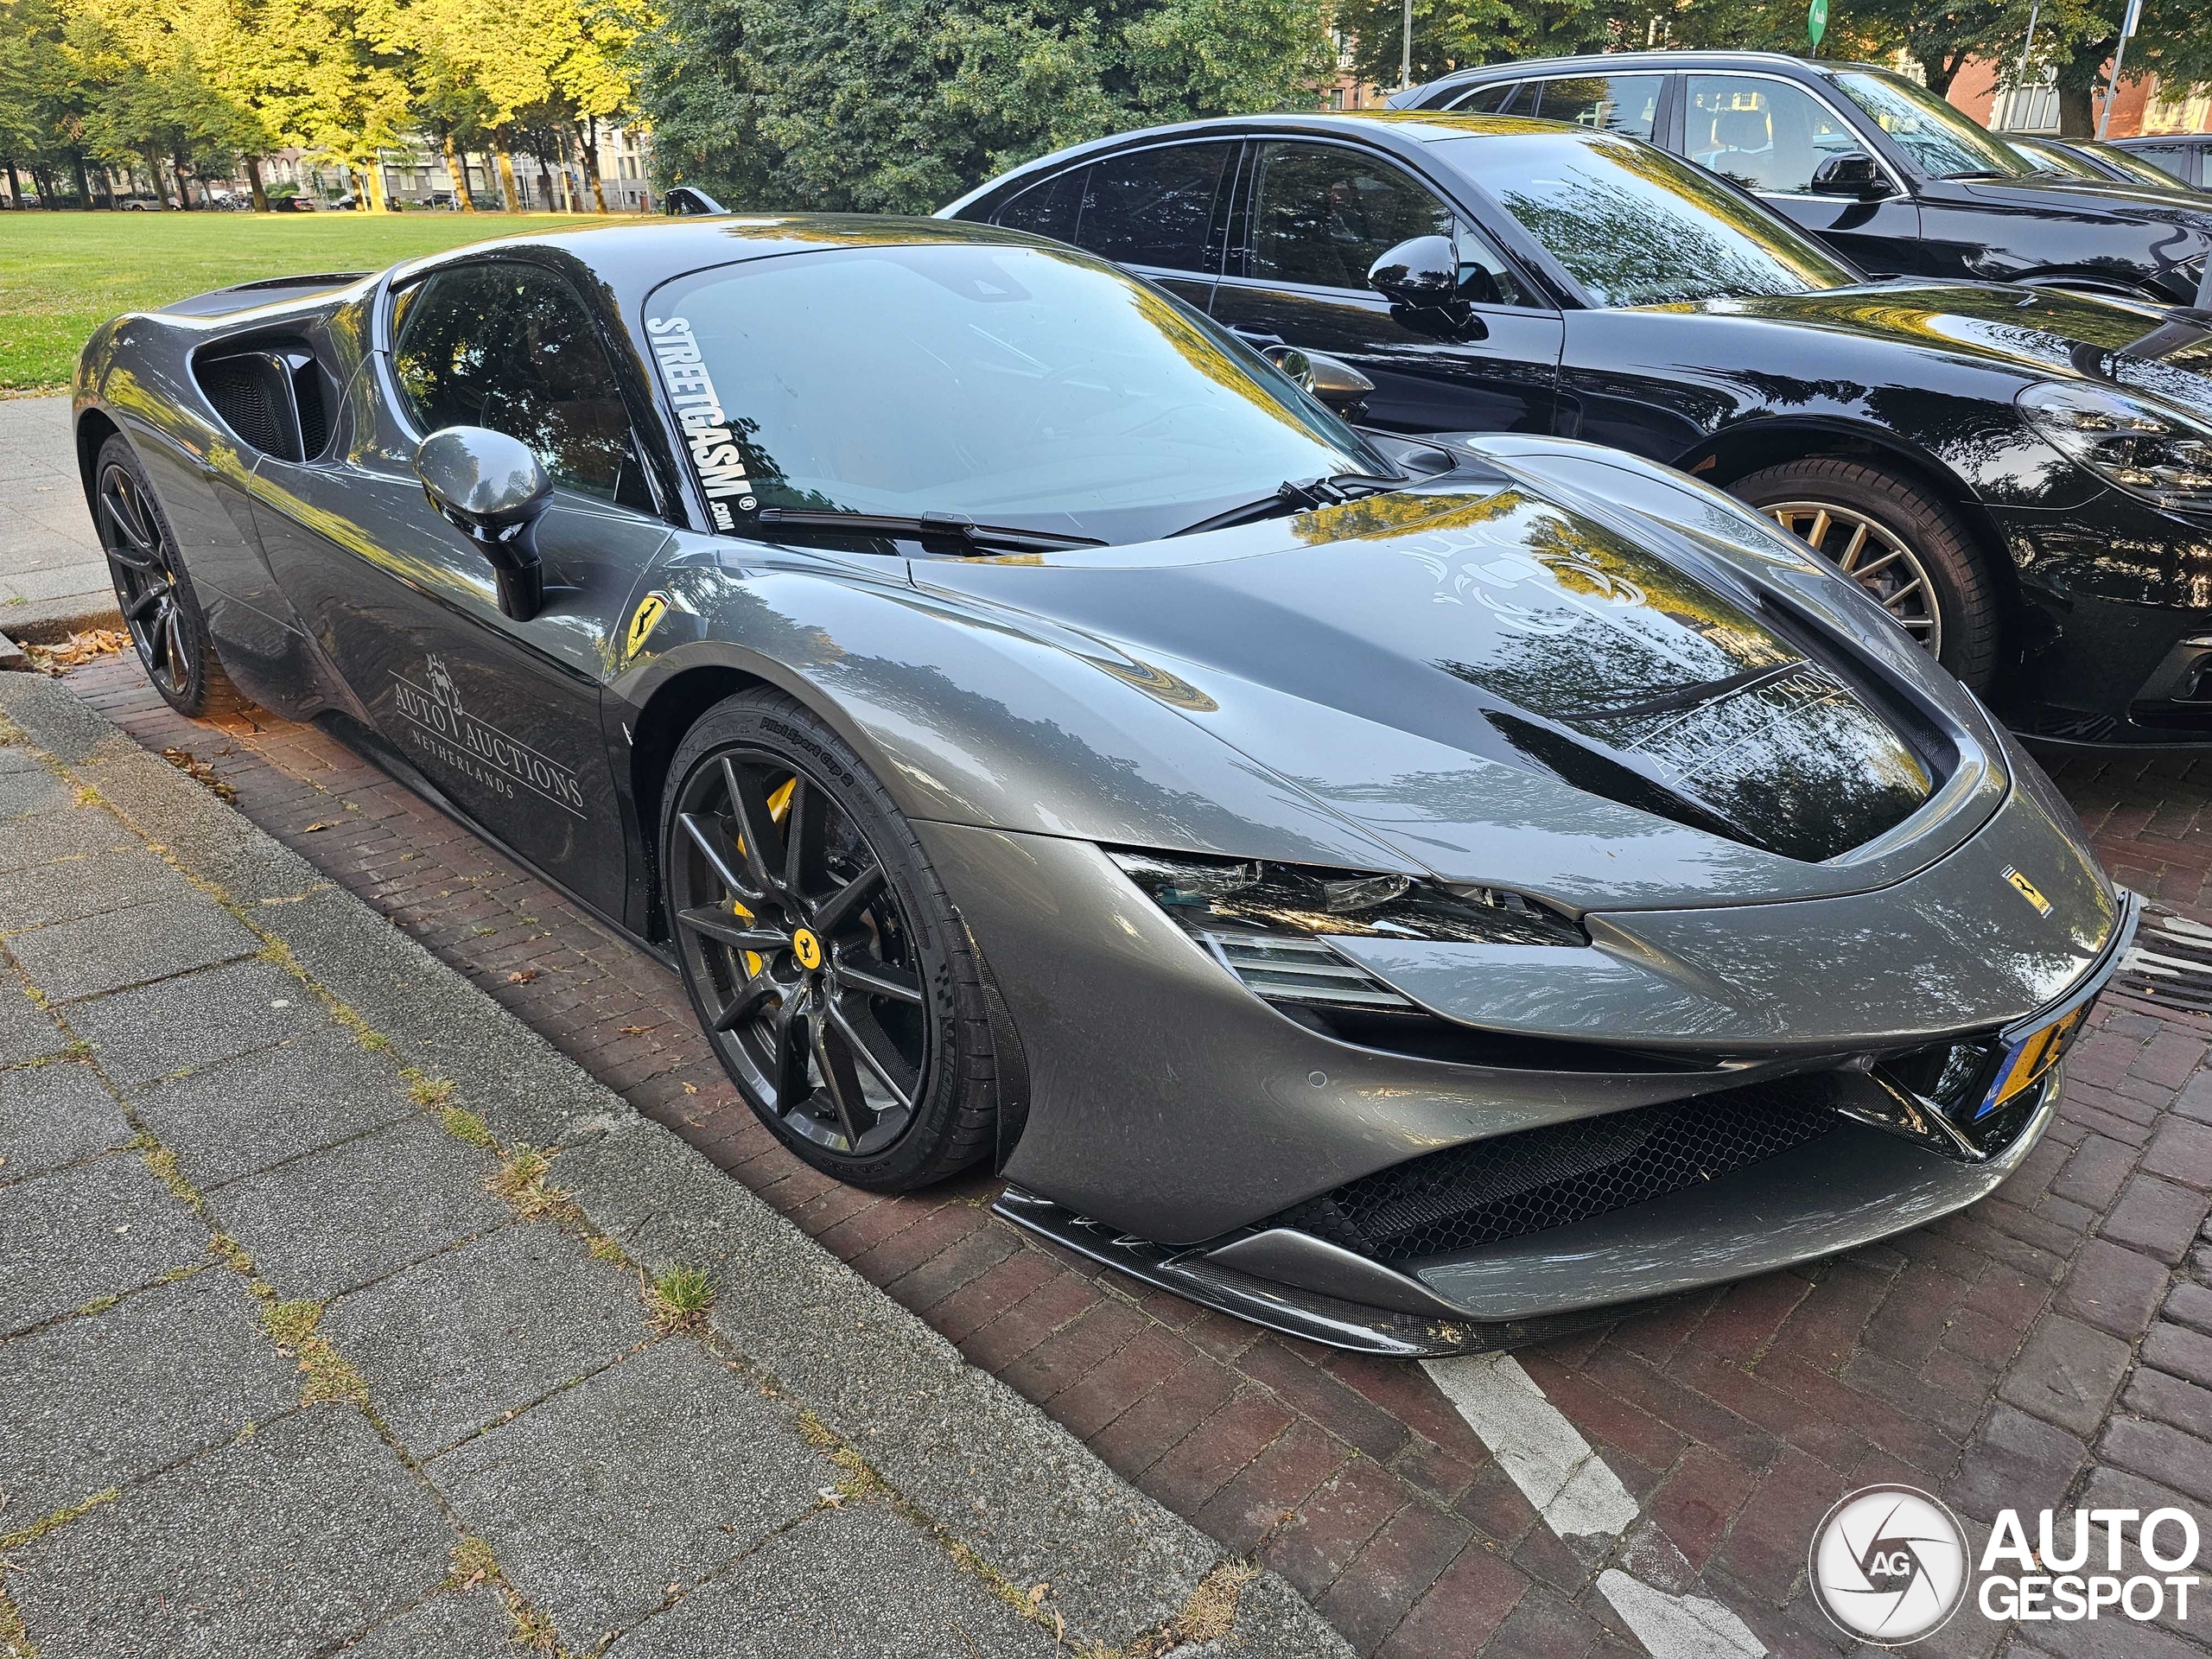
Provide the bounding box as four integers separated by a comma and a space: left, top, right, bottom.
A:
663, 185, 726, 217
1263, 345, 1375, 414
415, 427, 553, 621
1810, 152, 1891, 200
1367, 236, 1460, 307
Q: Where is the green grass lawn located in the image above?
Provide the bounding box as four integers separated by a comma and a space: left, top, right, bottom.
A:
0, 210, 612, 394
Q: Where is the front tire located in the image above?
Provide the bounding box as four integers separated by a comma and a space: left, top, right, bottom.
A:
1730, 456, 2000, 692
92, 435, 244, 717
661, 689, 998, 1192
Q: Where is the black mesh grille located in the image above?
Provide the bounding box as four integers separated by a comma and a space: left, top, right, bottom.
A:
196, 354, 299, 461
1270, 1083, 1838, 1263
292, 359, 329, 459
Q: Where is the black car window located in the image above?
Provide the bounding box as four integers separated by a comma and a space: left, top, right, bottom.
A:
2125, 144, 2192, 185
1438, 130, 1858, 307
1832, 70, 2031, 180
1072, 144, 1232, 273
391, 263, 646, 506
1452, 82, 1521, 115
995, 167, 1086, 241
1533, 75, 1664, 143
1687, 74, 1868, 196
1250, 142, 1453, 289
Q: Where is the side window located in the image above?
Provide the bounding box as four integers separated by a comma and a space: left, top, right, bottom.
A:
1687, 75, 1867, 196
391, 263, 649, 507
2129, 144, 2189, 183
1073, 144, 1233, 272
1249, 142, 1453, 289
1452, 82, 1522, 115
1531, 75, 1664, 143
1455, 226, 1534, 308
994, 168, 1086, 241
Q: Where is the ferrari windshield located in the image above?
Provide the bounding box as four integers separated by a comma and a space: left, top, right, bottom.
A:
1832, 70, 2031, 181
1437, 131, 1859, 307
643, 243, 1390, 545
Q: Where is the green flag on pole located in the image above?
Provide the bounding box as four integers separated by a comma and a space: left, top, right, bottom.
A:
1808, 0, 1828, 48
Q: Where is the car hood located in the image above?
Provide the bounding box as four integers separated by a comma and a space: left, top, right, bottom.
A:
1953, 174, 2212, 230
917, 472, 2020, 912
1664, 283, 2212, 416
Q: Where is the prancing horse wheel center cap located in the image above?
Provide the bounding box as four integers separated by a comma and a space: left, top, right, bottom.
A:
791, 928, 823, 971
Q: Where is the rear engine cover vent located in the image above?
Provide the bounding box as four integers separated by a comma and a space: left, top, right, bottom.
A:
1268, 1082, 1837, 1262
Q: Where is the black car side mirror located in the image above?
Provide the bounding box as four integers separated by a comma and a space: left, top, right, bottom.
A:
1262, 345, 1376, 415
663, 185, 727, 217
415, 427, 554, 621
1368, 236, 1459, 307
1810, 152, 1892, 201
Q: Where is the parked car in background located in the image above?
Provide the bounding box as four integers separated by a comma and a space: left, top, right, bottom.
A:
2006, 134, 2207, 194
73, 217, 2136, 1351
944, 111, 2212, 744
116, 197, 168, 212
1389, 53, 2212, 308
2117, 135, 2212, 192
270, 194, 316, 213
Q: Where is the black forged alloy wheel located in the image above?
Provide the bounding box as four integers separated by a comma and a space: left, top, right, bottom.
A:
663, 692, 998, 1191
93, 436, 241, 717
1730, 457, 2001, 694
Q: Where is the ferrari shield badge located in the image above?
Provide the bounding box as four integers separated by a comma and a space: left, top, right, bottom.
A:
626, 592, 671, 658
2003, 867, 2053, 917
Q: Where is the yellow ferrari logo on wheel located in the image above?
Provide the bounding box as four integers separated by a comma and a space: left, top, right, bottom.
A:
626, 592, 670, 658
791, 928, 823, 971
2003, 867, 2052, 917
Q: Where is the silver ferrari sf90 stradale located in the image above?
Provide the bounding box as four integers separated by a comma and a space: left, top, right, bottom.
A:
73, 217, 2133, 1355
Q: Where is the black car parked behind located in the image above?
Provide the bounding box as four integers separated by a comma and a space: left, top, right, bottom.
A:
1391, 53, 2212, 309
943, 112, 2212, 747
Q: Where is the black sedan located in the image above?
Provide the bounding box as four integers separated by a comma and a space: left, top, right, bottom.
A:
944, 111, 2212, 746
1390, 53, 2212, 309
73, 216, 2131, 1351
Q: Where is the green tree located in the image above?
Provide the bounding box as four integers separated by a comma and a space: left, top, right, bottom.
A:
637, 0, 1333, 213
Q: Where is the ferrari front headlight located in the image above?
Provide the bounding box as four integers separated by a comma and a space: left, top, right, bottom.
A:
2018, 382, 2212, 513
1107, 849, 1584, 946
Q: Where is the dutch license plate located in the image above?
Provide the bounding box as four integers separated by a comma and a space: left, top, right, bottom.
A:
1977, 1007, 2087, 1119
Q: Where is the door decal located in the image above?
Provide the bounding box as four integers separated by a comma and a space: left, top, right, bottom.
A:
391, 655, 587, 816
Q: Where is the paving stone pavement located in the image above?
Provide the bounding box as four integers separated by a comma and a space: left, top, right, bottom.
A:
0, 398, 118, 640
0, 679, 1341, 1658
41, 645, 2212, 1658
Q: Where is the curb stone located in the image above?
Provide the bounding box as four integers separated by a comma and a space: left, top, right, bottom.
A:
0, 671, 1352, 1658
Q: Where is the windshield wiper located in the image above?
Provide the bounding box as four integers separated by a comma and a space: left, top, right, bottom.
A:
1170, 473, 1406, 538
1943, 168, 2014, 181
750, 507, 1103, 554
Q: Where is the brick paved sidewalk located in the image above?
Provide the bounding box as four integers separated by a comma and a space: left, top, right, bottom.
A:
0, 672, 1342, 1659
0, 399, 118, 640
54, 648, 2212, 1659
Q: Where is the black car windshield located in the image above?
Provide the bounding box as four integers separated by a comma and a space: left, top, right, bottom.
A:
1832, 71, 2030, 180
2088, 140, 2202, 191
1436, 131, 1859, 307
641, 242, 1390, 546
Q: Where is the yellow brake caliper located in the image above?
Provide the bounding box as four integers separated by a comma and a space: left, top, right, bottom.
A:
731, 776, 798, 977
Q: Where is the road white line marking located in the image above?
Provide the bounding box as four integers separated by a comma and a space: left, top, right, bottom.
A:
1598, 1571, 1766, 1659
1424, 1354, 1770, 1658
1421, 1352, 1640, 1539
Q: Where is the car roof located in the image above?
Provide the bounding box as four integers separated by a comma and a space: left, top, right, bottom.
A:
384, 213, 1039, 297
1410, 49, 1886, 90
936, 112, 1609, 217
2114, 134, 2212, 147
